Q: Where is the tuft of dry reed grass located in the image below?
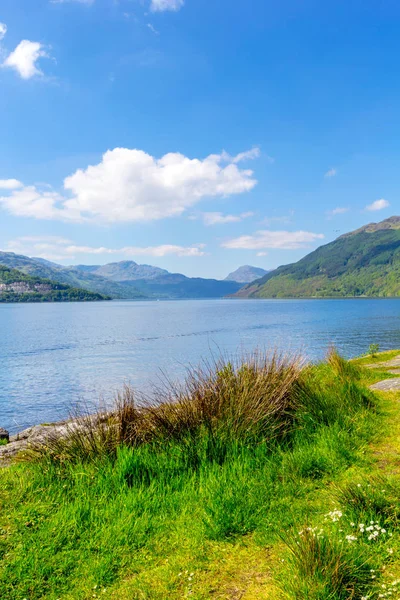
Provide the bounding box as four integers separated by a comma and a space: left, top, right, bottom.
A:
30, 350, 305, 463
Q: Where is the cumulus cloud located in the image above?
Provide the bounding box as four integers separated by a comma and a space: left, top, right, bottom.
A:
150, 0, 184, 12
0, 179, 23, 190
0, 185, 78, 221
202, 211, 254, 226
325, 168, 337, 178
222, 230, 324, 250
7, 237, 206, 261
365, 198, 390, 211
3, 40, 49, 79
0, 147, 258, 223
0, 23, 7, 41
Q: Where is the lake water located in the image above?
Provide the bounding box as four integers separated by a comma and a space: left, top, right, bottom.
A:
1, 298, 400, 434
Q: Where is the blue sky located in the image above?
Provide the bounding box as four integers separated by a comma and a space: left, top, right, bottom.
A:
0, 0, 398, 278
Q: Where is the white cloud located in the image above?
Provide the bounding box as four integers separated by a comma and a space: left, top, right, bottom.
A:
325, 168, 337, 178
231, 148, 261, 164
7, 237, 206, 261
365, 198, 390, 211
222, 230, 324, 250
256, 252, 268, 257
150, 0, 184, 12
0, 23, 7, 41
0, 179, 23, 190
202, 211, 254, 226
0, 147, 258, 223
147, 23, 160, 35
326, 207, 349, 218
0, 185, 78, 221
3, 40, 49, 79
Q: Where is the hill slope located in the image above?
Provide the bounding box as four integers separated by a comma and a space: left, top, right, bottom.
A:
0, 266, 109, 302
225, 265, 270, 283
0, 253, 146, 299
235, 216, 400, 298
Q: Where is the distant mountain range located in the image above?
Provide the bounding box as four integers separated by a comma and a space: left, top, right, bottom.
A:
0, 265, 109, 303
0, 252, 266, 299
225, 265, 270, 283
72, 262, 243, 299
233, 216, 400, 298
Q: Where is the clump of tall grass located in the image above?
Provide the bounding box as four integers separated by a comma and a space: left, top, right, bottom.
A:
337, 477, 400, 526
294, 349, 376, 433
327, 347, 364, 381
31, 351, 305, 464
30, 348, 375, 468
280, 527, 377, 599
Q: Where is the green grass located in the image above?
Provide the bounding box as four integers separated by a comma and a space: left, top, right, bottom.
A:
1, 350, 400, 599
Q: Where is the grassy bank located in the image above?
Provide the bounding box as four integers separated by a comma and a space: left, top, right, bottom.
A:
1, 350, 400, 599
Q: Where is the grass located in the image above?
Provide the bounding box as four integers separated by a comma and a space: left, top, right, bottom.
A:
1, 349, 400, 599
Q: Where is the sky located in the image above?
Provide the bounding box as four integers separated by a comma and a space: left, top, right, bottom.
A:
0, 0, 399, 279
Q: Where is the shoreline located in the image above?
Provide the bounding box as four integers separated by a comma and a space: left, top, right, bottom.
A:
0, 413, 110, 465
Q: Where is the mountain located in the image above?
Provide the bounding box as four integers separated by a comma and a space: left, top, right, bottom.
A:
0, 266, 109, 302
0, 253, 242, 299
74, 261, 169, 281
225, 265, 271, 284
0, 252, 145, 299
128, 273, 242, 299
233, 216, 400, 299
75, 261, 243, 299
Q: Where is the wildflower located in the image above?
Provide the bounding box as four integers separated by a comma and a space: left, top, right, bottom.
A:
326, 509, 343, 522
346, 534, 357, 543
388, 548, 394, 554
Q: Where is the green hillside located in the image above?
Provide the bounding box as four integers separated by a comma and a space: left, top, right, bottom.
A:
0, 266, 110, 303
235, 216, 400, 298
0, 253, 146, 299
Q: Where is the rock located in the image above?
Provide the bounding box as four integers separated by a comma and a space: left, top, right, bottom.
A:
0, 427, 9, 442
370, 378, 400, 392
365, 357, 400, 370
0, 412, 113, 466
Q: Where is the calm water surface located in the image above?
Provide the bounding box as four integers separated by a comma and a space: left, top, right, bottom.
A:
1, 299, 400, 433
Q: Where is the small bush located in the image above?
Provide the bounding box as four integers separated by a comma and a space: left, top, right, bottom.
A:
369, 343, 380, 358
